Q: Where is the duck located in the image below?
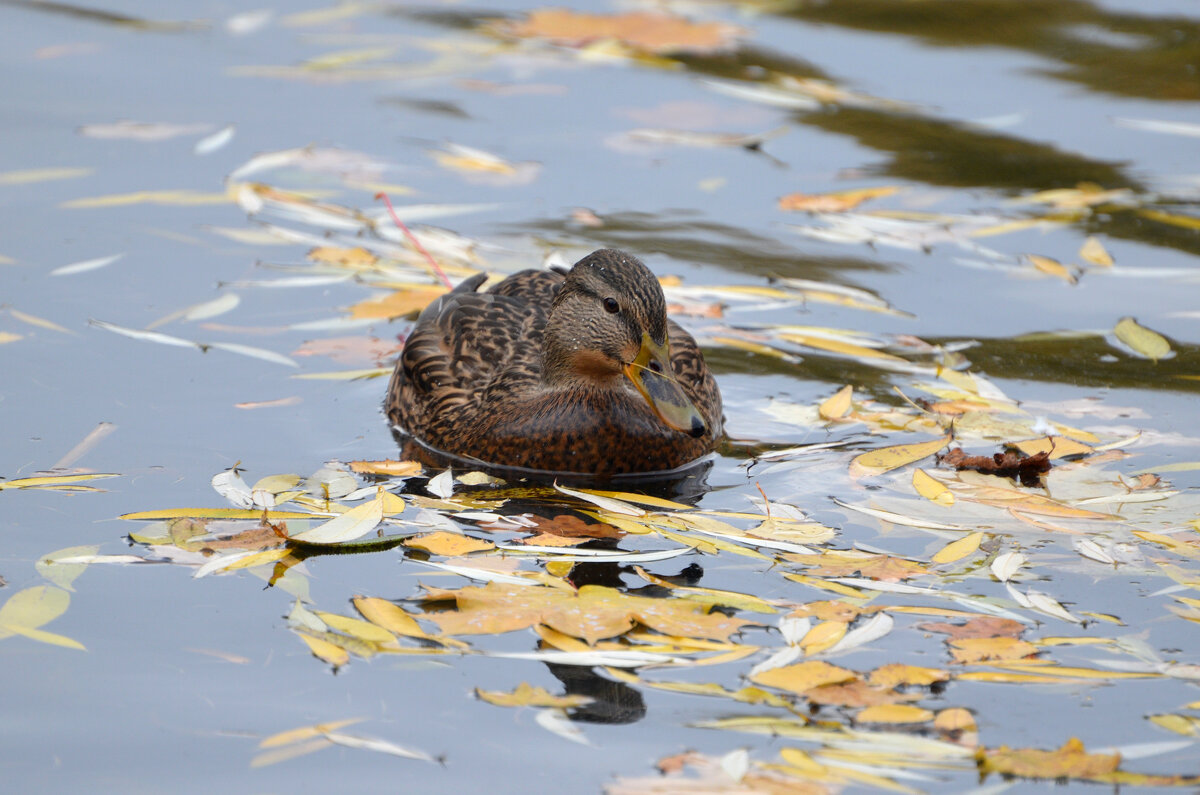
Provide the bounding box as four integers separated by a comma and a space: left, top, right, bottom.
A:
384, 249, 723, 477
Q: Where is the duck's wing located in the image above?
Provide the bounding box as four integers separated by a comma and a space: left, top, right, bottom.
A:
384, 271, 554, 438
486, 268, 565, 305
668, 319, 725, 438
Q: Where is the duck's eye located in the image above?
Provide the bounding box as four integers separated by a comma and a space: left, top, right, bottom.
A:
603, 297, 620, 314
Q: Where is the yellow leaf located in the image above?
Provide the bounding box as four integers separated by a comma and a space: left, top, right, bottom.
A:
297, 633, 350, 667
0, 331, 21, 344
1079, 236, 1113, 266
1010, 435, 1094, 459
260, 717, 365, 748
348, 286, 447, 320
0, 166, 92, 185
632, 566, 777, 614
1, 623, 86, 650
405, 531, 495, 556
799, 621, 846, 654
779, 333, 908, 363
37, 545, 101, 591
819, 385, 853, 420
121, 508, 316, 520
850, 434, 951, 477
1026, 254, 1077, 284
353, 597, 429, 638
1138, 208, 1200, 231
979, 737, 1119, 779
476, 682, 592, 709
348, 459, 422, 477
9, 308, 75, 335
778, 186, 900, 213
749, 660, 857, 694
913, 468, 954, 506
62, 189, 230, 208
315, 612, 397, 644
934, 707, 976, 733
856, 704, 933, 724
0, 472, 118, 490
220, 548, 293, 571
869, 664, 949, 688
1149, 714, 1200, 737
1114, 316, 1171, 362
0, 586, 70, 640
931, 532, 983, 564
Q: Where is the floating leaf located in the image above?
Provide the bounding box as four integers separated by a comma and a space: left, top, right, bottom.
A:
979, 737, 1118, 780
819, 385, 853, 420
495, 9, 741, 55
932, 533, 982, 564
749, 660, 857, 694
856, 704, 933, 724
290, 496, 384, 544
476, 682, 592, 709
850, 434, 952, 477
405, 531, 494, 556
0, 586, 72, 642
50, 253, 124, 276
1079, 236, 1113, 266
1114, 317, 1171, 362
913, 469, 954, 506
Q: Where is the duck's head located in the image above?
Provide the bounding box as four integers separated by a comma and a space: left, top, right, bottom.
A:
544, 249, 707, 438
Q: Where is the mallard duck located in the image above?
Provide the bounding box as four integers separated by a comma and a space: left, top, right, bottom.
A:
385, 249, 723, 476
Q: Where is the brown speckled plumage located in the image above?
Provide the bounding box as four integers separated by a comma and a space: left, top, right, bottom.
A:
384, 249, 723, 476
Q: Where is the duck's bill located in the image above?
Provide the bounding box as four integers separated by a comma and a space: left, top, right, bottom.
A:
625, 333, 707, 438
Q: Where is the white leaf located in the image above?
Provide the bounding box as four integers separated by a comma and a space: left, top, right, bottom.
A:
194, 549, 261, 578
832, 578, 940, 595
290, 497, 383, 544
779, 615, 811, 646
426, 468, 455, 499
990, 551, 1025, 583
212, 469, 254, 508
1073, 539, 1115, 565
488, 649, 685, 667
225, 9, 273, 35
719, 748, 749, 782
497, 545, 691, 564
407, 559, 536, 586
195, 125, 236, 155
307, 464, 357, 499
826, 612, 894, 655
1005, 582, 1033, 609
90, 319, 202, 350
1025, 589, 1082, 624
323, 732, 438, 762
832, 499, 967, 532
748, 645, 802, 677
207, 341, 298, 368
553, 482, 645, 516
534, 709, 591, 746
51, 253, 124, 276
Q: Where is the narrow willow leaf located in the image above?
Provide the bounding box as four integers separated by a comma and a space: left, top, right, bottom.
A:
426, 468, 455, 499
297, 632, 350, 667
932, 532, 982, 564
9, 308, 74, 334
323, 731, 439, 761
1114, 317, 1171, 362
1073, 539, 1115, 565
90, 319, 201, 349
827, 612, 894, 655
0, 472, 118, 491
195, 125, 235, 155
833, 498, 967, 532
290, 497, 384, 544
488, 649, 685, 667
534, 709, 591, 746
0, 166, 92, 185
554, 482, 645, 516
850, 434, 952, 476
2, 623, 86, 650
207, 341, 298, 367
50, 253, 124, 276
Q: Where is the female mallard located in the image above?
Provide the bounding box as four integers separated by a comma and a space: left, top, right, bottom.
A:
385, 249, 723, 476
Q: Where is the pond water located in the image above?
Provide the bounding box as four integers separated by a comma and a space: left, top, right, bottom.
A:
3, 0, 1200, 791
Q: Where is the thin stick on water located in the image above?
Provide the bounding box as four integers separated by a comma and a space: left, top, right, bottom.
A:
375, 192, 452, 289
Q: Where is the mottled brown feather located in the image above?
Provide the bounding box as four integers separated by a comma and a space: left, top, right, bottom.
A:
384, 249, 723, 476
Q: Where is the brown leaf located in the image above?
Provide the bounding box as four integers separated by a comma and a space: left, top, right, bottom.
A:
806, 679, 914, 708
939, 447, 1051, 486
292, 336, 402, 365
868, 663, 950, 688
778, 186, 899, 213
526, 513, 624, 540
789, 550, 930, 582
918, 616, 1025, 640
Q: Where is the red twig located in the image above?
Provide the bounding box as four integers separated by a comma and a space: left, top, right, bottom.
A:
375, 191, 452, 289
